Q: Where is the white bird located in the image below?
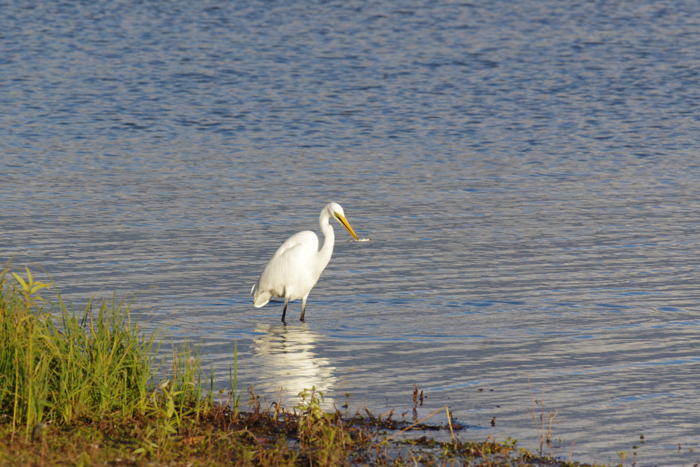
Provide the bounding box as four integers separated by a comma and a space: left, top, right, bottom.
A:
251, 202, 358, 322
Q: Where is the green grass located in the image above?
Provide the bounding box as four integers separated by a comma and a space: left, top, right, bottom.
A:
0, 262, 212, 435
0, 262, 607, 466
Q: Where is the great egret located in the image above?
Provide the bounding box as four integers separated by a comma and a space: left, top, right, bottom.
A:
251, 202, 359, 322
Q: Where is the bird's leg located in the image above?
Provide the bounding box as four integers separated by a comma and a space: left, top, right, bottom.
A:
300, 293, 309, 322
281, 297, 289, 323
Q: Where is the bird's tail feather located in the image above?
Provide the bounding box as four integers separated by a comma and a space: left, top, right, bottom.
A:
251, 280, 272, 307
252, 289, 272, 308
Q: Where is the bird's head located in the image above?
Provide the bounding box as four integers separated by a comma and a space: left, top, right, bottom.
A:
326, 202, 358, 240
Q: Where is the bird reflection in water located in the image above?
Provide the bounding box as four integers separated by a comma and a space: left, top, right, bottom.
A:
251, 324, 336, 408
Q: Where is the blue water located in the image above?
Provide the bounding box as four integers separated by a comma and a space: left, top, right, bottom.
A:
3, 1, 700, 464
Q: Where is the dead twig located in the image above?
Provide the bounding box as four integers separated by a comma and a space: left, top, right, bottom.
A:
373, 405, 455, 448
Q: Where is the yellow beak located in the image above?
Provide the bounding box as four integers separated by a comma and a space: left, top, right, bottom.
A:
334, 212, 358, 240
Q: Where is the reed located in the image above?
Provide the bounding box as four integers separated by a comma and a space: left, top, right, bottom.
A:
0, 262, 206, 437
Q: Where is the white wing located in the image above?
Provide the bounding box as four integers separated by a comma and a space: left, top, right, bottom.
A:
269, 231, 318, 262
252, 231, 320, 306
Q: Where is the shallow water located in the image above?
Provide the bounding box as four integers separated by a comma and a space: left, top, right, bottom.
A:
3, 0, 700, 464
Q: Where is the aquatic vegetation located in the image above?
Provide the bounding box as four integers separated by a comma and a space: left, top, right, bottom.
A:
528, 377, 559, 456
0, 262, 208, 433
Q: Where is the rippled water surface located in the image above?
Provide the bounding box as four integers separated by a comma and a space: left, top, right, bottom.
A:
3, 1, 700, 464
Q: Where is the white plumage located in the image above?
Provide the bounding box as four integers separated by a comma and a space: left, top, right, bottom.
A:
251, 202, 358, 322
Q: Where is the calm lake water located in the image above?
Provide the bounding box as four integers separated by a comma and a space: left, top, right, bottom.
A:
3, 0, 700, 464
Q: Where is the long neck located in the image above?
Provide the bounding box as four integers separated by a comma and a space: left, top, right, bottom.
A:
317, 210, 335, 272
